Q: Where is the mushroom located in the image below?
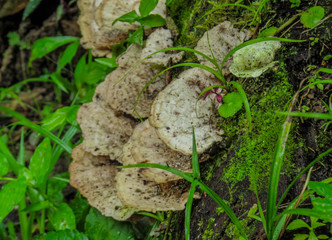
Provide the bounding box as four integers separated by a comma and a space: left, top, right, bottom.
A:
77, 102, 134, 160
116, 166, 192, 212
149, 67, 224, 155
69, 144, 137, 221
77, 0, 167, 57
229, 40, 281, 78
194, 21, 252, 76
122, 120, 192, 183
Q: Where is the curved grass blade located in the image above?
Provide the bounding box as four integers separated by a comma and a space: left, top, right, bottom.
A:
197, 181, 248, 239
0, 106, 72, 154
185, 180, 198, 240
229, 81, 252, 132
300, 79, 332, 91
191, 129, 200, 179
277, 111, 332, 120
277, 147, 332, 209
134, 62, 224, 118
136, 211, 164, 222
118, 163, 194, 183
221, 37, 305, 71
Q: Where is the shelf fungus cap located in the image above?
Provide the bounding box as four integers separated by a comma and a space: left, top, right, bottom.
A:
116, 167, 192, 212
105, 44, 166, 118
141, 28, 184, 66
69, 145, 137, 221
194, 21, 252, 76
122, 120, 192, 183
77, 102, 133, 160
149, 67, 224, 155
229, 41, 281, 78
77, 0, 167, 57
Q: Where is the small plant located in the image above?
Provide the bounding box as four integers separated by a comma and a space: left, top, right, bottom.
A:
300, 6, 325, 29
287, 217, 329, 240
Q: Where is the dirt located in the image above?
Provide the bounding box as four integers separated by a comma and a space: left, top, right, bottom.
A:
0, 0, 331, 239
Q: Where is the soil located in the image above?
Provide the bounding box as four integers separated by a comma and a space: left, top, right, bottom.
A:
0, 0, 331, 240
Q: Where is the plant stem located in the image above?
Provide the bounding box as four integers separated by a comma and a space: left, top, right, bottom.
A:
18, 197, 30, 240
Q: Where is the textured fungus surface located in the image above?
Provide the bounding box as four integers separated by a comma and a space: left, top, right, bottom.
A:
69, 145, 137, 221
77, 102, 133, 160
122, 120, 192, 183
150, 67, 224, 155
77, 0, 167, 57
194, 21, 252, 75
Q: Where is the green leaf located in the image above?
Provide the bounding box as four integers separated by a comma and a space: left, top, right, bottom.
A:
218, 92, 243, 118
29, 138, 52, 186
0, 135, 22, 175
287, 219, 310, 230
139, 0, 159, 17
191, 129, 200, 179
0, 153, 9, 177
112, 10, 139, 25
47, 203, 76, 230
277, 111, 332, 120
84, 208, 135, 240
127, 26, 144, 46
47, 173, 69, 203
293, 234, 309, 240
95, 58, 117, 69
41, 229, 89, 240
41, 105, 80, 131
308, 231, 319, 240
185, 180, 198, 240
300, 6, 325, 29
69, 194, 90, 231
166, 0, 173, 5
29, 36, 79, 67
22, 0, 43, 20
0, 178, 27, 222
309, 182, 332, 199
21, 200, 52, 212
311, 196, 332, 215
316, 235, 329, 239
258, 27, 277, 38
57, 41, 80, 71
137, 14, 166, 27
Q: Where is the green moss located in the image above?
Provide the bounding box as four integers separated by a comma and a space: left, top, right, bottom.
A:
220, 62, 298, 190
201, 218, 220, 240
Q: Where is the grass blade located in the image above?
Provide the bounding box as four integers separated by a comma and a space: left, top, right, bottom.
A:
0, 106, 72, 154
191, 129, 200, 179
198, 181, 248, 239
185, 180, 198, 240
277, 111, 332, 120
300, 80, 332, 92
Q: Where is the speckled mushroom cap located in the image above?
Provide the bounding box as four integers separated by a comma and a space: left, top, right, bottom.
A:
69, 145, 137, 221
77, 0, 167, 57
103, 44, 166, 118
122, 120, 192, 183
77, 102, 134, 160
116, 166, 191, 212
194, 21, 252, 76
141, 28, 184, 66
149, 67, 224, 155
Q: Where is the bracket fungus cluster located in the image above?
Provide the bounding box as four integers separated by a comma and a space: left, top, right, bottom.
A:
71, 0, 281, 221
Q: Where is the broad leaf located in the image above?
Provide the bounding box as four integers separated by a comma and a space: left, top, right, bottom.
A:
293, 234, 309, 240
137, 14, 166, 27
127, 26, 144, 46
40, 229, 89, 240
112, 10, 139, 25
218, 92, 243, 118
41, 105, 80, 131
29, 138, 52, 186
0, 178, 27, 222
0, 152, 9, 177
47, 203, 76, 230
47, 173, 69, 204
57, 41, 80, 71
309, 181, 332, 199
22, 0, 43, 20
29, 36, 79, 67
22, 200, 52, 212
300, 6, 325, 28
139, 0, 159, 17
287, 219, 310, 230
70, 194, 90, 231
85, 208, 135, 240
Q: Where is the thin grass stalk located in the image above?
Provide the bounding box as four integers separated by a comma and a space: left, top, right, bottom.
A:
185, 180, 198, 240
191, 129, 200, 179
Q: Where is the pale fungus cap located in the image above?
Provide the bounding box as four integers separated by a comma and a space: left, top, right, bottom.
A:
69, 145, 137, 221
122, 120, 192, 183
77, 102, 134, 160
77, 0, 167, 57
194, 21, 252, 76
116, 167, 192, 212
141, 28, 184, 66
229, 40, 281, 78
104, 44, 166, 118
149, 67, 224, 155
